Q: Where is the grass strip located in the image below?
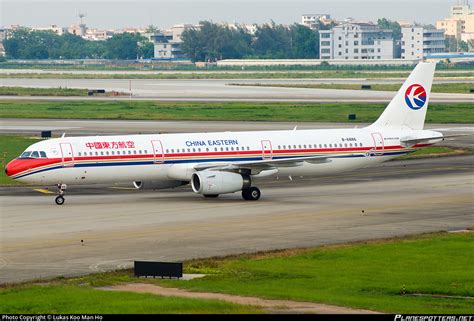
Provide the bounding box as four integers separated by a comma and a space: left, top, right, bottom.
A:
1, 232, 472, 314
1, 100, 473, 123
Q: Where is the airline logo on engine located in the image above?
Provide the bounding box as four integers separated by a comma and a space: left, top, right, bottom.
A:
405, 84, 427, 110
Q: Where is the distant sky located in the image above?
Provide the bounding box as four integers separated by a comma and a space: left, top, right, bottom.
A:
0, 0, 459, 29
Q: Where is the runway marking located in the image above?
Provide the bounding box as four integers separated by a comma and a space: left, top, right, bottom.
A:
33, 189, 54, 194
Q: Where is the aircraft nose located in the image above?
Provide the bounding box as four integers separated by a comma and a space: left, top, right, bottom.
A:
5, 162, 12, 177
5, 159, 17, 177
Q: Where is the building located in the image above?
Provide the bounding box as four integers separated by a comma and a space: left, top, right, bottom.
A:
301, 14, 333, 29
436, 0, 474, 42
451, 0, 472, 17
83, 29, 114, 41
152, 24, 197, 60
401, 27, 445, 60
319, 22, 394, 60
32, 25, 67, 35
224, 23, 258, 35
68, 23, 87, 37
436, 18, 463, 39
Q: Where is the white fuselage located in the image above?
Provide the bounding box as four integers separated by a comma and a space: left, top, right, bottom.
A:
9, 126, 435, 185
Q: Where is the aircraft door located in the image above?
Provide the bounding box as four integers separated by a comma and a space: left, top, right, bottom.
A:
151, 140, 164, 163
371, 133, 384, 156
60, 143, 75, 167
261, 140, 273, 160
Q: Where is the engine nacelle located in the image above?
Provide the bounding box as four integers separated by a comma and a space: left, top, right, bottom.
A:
133, 180, 187, 190
191, 171, 251, 195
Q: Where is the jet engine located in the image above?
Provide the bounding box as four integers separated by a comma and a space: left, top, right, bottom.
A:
191, 171, 251, 195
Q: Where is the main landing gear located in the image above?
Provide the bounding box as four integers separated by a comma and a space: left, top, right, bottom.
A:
242, 186, 261, 201
55, 184, 67, 205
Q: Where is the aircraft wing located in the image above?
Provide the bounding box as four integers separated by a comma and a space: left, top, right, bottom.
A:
193, 154, 359, 173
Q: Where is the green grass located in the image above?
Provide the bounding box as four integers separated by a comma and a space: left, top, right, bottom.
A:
0, 135, 39, 185
1, 71, 473, 79
0, 86, 89, 96
0, 285, 261, 314
1, 100, 473, 123
231, 83, 474, 94
397, 146, 473, 160
1, 233, 472, 314
156, 232, 474, 314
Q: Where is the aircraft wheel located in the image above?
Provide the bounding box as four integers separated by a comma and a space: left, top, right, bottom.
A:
242, 187, 261, 201
55, 195, 65, 205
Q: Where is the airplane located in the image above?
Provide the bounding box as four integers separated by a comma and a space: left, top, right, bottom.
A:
5, 62, 447, 205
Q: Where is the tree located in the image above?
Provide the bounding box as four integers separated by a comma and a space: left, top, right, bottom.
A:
105, 32, 144, 59
146, 25, 159, 34
139, 42, 154, 59
377, 18, 402, 40
252, 21, 292, 58
289, 24, 319, 58
445, 36, 469, 52
181, 21, 252, 62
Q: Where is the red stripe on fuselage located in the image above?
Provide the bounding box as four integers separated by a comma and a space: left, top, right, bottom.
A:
7, 144, 430, 177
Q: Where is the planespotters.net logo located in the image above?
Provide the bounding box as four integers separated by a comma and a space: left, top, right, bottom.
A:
405, 84, 427, 110
395, 315, 474, 321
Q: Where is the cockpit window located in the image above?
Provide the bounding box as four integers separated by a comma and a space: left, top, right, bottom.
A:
18, 151, 48, 159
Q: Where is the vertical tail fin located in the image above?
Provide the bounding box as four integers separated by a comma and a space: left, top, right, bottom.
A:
371, 62, 436, 130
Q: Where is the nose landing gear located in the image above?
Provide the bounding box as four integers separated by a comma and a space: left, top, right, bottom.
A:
55, 184, 67, 205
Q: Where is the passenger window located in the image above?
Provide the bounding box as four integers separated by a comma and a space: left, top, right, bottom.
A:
214, 147, 217, 151
304, 145, 307, 149
128, 151, 131, 155
221, 147, 224, 151
329, 144, 332, 148
166, 149, 169, 153
78, 152, 81, 157
350, 143, 353, 147
324, 144, 327, 148
100, 151, 104, 156
319, 144, 322, 148
345, 143, 348, 147
360, 143, 363, 147
247, 146, 250, 150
